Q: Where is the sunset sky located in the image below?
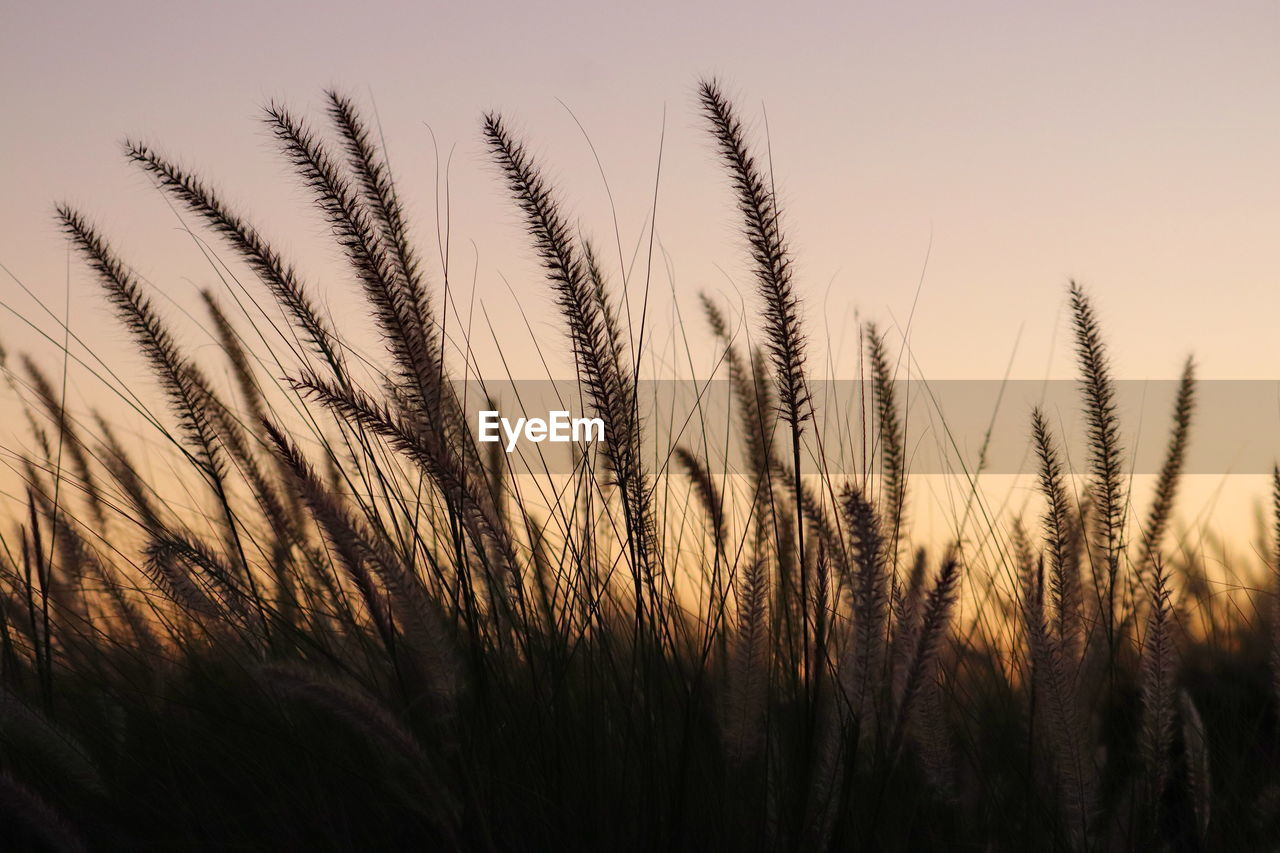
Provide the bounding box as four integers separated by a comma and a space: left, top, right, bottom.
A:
4, 1, 1277, 372
3, 1, 1280, 536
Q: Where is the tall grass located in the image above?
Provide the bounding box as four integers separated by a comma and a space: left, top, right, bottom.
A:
0, 81, 1277, 851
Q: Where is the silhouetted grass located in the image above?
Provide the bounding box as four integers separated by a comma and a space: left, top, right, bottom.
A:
0, 81, 1276, 852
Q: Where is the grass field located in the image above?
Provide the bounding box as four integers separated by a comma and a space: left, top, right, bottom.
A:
0, 81, 1276, 851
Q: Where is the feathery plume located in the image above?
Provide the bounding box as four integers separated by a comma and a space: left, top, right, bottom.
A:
1070, 282, 1126, 656
1138, 356, 1195, 575
1031, 407, 1083, 663
482, 112, 658, 618
125, 141, 347, 376
1139, 556, 1175, 818
866, 324, 907, 551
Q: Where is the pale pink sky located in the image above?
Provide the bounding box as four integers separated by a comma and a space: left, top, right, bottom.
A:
4, 0, 1279, 385
3, 0, 1279, 553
